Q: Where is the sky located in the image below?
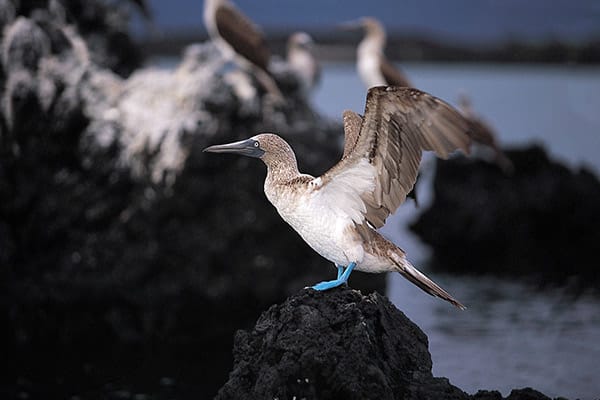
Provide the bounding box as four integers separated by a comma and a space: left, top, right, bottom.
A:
138, 0, 600, 44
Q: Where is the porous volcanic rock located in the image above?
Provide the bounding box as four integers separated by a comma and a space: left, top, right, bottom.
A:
0, 0, 143, 76
216, 287, 561, 400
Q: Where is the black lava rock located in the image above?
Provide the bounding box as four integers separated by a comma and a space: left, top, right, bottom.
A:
216, 287, 465, 400
410, 145, 600, 287
472, 388, 557, 400
216, 287, 561, 400
4, 0, 143, 76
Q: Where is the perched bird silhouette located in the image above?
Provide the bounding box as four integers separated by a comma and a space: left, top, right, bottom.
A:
341, 17, 411, 89
204, 86, 471, 309
458, 93, 514, 173
203, 0, 283, 100
287, 32, 321, 93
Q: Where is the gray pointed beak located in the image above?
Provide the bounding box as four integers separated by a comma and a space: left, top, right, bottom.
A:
203, 138, 265, 158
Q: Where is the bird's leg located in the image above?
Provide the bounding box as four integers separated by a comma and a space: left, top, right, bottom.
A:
340, 262, 356, 281
312, 262, 357, 291
336, 264, 344, 279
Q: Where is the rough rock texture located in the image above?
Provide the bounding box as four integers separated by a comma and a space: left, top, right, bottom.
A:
217, 287, 562, 400
0, 0, 143, 76
0, 3, 384, 398
472, 389, 557, 400
410, 145, 600, 287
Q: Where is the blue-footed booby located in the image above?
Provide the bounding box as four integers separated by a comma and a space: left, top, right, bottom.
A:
287, 32, 321, 93
203, 0, 283, 100
204, 86, 471, 309
342, 17, 411, 89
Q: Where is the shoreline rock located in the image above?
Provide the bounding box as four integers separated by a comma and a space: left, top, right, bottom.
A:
216, 286, 561, 400
410, 145, 600, 289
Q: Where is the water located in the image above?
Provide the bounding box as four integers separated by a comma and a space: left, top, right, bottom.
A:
313, 62, 600, 399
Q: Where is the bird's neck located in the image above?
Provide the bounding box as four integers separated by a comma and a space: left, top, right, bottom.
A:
264, 155, 302, 187
359, 28, 385, 56
203, 0, 221, 36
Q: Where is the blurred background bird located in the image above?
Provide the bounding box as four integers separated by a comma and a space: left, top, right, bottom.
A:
203, 0, 283, 100
287, 31, 321, 94
340, 16, 412, 89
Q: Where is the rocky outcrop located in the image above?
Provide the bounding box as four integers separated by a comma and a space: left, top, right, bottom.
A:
0, 2, 384, 398
0, 0, 143, 76
410, 145, 600, 288
217, 287, 561, 400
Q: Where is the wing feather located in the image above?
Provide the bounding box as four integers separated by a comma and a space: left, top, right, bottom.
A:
318, 86, 471, 228
215, 5, 270, 71
341, 110, 363, 158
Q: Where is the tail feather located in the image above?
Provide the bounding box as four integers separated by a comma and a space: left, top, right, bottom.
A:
355, 223, 465, 309
391, 257, 466, 310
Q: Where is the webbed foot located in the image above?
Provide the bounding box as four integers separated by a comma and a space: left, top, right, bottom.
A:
311, 262, 356, 291
312, 278, 346, 291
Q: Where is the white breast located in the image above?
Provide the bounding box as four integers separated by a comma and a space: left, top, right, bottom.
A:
288, 51, 316, 90
357, 43, 385, 88
266, 184, 365, 267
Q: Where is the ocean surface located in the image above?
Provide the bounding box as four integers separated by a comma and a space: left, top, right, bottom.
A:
312, 62, 600, 399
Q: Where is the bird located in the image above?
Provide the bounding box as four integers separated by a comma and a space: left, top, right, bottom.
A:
203, 0, 283, 100
458, 93, 514, 173
287, 32, 321, 93
204, 86, 471, 309
341, 17, 411, 89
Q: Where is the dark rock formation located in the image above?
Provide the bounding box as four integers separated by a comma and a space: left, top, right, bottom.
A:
0, 2, 384, 399
217, 287, 561, 400
473, 388, 557, 400
0, 0, 143, 76
410, 145, 600, 288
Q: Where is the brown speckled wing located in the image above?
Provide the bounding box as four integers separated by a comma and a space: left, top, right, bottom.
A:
215, 5, 270, 71
341, 110, 363, 159
466, 116, 498, 148
320, 86, 471, 228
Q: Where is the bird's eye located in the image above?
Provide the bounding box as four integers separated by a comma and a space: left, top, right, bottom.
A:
254, 141, 259, 147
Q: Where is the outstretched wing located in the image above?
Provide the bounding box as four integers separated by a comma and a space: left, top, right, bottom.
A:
341, 110, 363, 158
215, 5, 270, 71
317, 86, 471, 228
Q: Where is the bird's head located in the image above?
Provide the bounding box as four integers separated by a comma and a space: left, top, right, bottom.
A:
338, 16, 384, 36
203, 135, 265, 159
203, 133, 297, 167
288, 32, 315, 51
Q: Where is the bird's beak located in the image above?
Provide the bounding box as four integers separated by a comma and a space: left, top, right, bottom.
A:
337, 19, 363, 31
203, 138, 265, 158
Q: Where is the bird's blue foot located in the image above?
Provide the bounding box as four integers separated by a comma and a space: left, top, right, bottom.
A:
312, 279, 345, 291
312, 262, 356, 291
